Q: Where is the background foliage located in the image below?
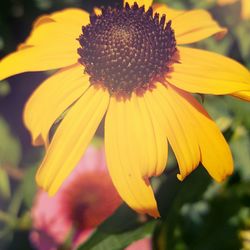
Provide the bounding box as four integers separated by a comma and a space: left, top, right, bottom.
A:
0, 0, 250, 249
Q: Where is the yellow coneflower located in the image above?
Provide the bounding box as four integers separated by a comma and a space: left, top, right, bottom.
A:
0, 0, 250, 217
218, 0, 250, 20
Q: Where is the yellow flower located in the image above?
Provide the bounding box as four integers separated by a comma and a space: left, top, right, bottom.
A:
1, 0, 250, 218
218, 0, 250, 20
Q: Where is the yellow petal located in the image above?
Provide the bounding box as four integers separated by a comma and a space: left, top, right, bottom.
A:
155, 84, 200, 179
173, 86, 234, 181
33, 8, 89, 28
231, 90, 250, 101
23, 64, 89, 146
105, 92, 168, 217
36, 86, 109, 195
167, 46, 250, 95
143, 89, 169, 177
125, 0, 153, 9
0, 9, 89, 81
156, 83, 233, 181
242, 0, 250, 20
93, 7, 102, 16
0, 46, 76, 81
153, 4, 185, 20
155, 6, 226, 44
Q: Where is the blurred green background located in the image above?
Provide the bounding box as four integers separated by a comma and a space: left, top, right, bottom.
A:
0, 0, 250, 249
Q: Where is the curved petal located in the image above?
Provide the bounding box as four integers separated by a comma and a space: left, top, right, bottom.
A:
167, 46, 250, 95
36, 86, 109, 195
155, 84, 200, 179
125, 0, 153, 9
232, 90, 250, 101
158, 84, 233, 181
23, 63, 89, 146
105, 92, 168, 217
0, 9, 89, 81
33, 8, 90, 28
174, 86, 234, 181
153, 5, 226, 44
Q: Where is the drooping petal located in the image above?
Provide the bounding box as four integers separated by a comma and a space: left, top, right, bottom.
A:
36, 86, 109, 196
143, 90, 169, 177
125, 0, 153, 9
23, 64, 90, 146
0, 9, 89, 81
153, 5, 226, 44
168, 46, 250, 95
105, 92, 168, 217
157, 83, 233, 181
174, 86, 234, 181
155, 84, 200, 179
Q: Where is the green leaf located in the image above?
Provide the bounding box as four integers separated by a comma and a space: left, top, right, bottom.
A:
21, 166, 37, 208
0, 168, 10, 199
230, 126, 250, 180
0, 117, 21, 166
77, 204, 157, 250
195, 35, 232, 56
234, 20, 250, 62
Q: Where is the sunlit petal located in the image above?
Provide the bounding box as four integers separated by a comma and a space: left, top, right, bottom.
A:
0, 9, 89, 80
36, 86, 109, 195
153, 83, 233, 181
125, 0, 153, 9
105, 92, 168, 217
23, 64, 89, 146
167, 46, 250, 95
155, 6, 226, 44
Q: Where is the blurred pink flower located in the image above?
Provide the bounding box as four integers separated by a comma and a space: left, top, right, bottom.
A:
126, 237, 152, 250
30, 145, 122, 250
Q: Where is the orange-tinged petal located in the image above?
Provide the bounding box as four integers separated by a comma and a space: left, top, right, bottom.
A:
173, 86, 234, 181
23, 64, 89, 146
155, 84, 200, 179
105, 93, 168, 217
155, 83, 233, 181
168, 46, 250, 95
36, 86, 109, 195
125, 0, 153, 9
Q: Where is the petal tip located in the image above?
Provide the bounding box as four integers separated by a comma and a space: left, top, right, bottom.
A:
215, 27, 228, 39
177, 173, 185, 181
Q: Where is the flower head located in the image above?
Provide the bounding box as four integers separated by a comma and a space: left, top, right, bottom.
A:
1, 0, 250, 217
30, 145, 121, 250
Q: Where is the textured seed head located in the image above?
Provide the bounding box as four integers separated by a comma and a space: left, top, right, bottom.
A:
78, 3, 176, 98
